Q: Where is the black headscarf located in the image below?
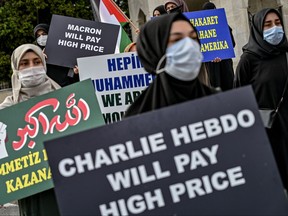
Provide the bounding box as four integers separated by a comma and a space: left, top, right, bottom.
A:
243, 8, 288, 58
33, 23, 50, 50
124, 13, 215, 117
202, 2, 216, 10
153, 5, 167, 16
136, 13, 199, 74
33, 23, 49, 38
136, 13, 175, 74
164, 0, 189, 13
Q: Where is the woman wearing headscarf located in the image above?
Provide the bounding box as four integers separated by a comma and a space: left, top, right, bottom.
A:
34, 23, 49, 49
0, 44, 60, 109
33, 23, 79, 87
153, 5, 167, 17
124, 13, 215, 117
234, 8, 288, 189
164, 0, 189, 13
202, 2, 236, 91
0, 44, 61, 216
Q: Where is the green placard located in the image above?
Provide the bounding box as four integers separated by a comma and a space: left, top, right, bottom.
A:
0, 79, 104, 204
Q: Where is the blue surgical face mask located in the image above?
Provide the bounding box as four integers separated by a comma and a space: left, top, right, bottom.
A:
156, 37, 203, 81
263, 26, 284, 45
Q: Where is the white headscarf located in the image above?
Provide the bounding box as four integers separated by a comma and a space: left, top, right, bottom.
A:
0, 44, 60, 109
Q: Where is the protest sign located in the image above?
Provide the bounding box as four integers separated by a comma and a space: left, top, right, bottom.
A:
45, 14, 119, 68
78, 52, 154, 124
184, 8, 235, 62
45, 86, 288, 215
0, 80, 104, 205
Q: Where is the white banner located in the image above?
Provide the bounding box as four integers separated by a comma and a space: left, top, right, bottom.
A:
78, 52, 154, 123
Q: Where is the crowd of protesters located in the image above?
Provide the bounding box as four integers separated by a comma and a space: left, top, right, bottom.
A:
1, 1, 288, 215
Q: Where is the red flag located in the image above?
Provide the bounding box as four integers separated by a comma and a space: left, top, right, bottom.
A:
91, 0, 132, 53
101, 0, 129, 23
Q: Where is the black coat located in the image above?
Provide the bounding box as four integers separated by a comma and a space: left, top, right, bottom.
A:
18, 190, 60, 216
205, 26, 236, 91
46, 64, 79, 87
235, 8, 288, 189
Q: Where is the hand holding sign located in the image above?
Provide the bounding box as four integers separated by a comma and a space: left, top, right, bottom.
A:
184, 9, 235, 62
45, 15, 119, 68
212, 57, 222, 63
0, 122, 8, 159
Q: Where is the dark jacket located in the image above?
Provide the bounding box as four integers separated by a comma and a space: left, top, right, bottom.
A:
234, 8, 288, 189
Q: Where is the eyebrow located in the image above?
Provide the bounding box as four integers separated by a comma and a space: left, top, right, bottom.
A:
264, 18, 281, 23
170, 30, 195, 36
19, 57, 41, 62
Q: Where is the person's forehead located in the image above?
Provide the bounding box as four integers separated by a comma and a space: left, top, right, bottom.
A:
20, 51, 40, 60
166, 2, 177, 8
264, 12, 280, 21
36, 29, 47, 34
170, 20, 193, 32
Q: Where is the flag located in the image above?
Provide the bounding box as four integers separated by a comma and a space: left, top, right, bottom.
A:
91, 0, 132, 53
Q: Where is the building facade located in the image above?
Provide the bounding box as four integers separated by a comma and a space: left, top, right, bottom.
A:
128, 0, 288, 68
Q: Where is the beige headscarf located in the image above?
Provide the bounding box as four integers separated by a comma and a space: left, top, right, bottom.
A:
0, 44, 60, 110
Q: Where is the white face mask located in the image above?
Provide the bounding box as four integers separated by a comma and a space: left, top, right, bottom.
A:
18, 66, 46, 87
37, 35, 48, 47
263, 26, 284, 45
156, 37, 203, 81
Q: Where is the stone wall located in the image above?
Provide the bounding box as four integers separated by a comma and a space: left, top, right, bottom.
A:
0, 203, 19, 216
0, 89, 12, 104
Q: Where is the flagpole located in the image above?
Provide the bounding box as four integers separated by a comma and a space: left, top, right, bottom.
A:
109, 0, 139, 33
90, 0, 101, 21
